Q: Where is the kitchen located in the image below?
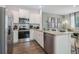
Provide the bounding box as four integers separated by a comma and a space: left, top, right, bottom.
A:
0, 5, 79, 54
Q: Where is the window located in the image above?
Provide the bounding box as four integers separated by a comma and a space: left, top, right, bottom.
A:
75, 13, 79, 28
48, 17, 61, 30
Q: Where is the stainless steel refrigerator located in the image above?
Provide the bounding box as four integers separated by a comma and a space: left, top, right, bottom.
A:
0, 7, 13, 54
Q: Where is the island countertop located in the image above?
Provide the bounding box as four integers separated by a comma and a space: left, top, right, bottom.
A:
32, 29, 73, 35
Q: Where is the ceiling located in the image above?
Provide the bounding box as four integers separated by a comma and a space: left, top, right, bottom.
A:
42, 5, 79, 15
6, 5, 40, 11
6, 5, 79, 15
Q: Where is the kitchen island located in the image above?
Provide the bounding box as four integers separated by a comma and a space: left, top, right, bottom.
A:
33, 29, 73, 54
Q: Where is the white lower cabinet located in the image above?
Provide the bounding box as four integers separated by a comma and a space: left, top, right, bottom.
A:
13, 30, 18, 43
54, 34, 71, 54
34, 30, 44, 48
30, 29, 34, 40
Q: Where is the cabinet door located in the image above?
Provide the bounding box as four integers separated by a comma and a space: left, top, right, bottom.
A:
12, 11, 19, 23
30, 29, 34, 40
19, 9, 29, 18
13, 30, 18, 43
44, 33, 54, 54
34, 30, 44, 48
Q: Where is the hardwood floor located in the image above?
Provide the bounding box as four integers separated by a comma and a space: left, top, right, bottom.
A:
13, 40, 45, 54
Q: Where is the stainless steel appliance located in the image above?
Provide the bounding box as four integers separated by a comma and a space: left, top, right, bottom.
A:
19, 18, 30, 30
0, 7, 13, 54
19, 18, 30, 42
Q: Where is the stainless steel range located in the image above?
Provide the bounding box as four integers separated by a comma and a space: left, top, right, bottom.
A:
19, 18, 30, 42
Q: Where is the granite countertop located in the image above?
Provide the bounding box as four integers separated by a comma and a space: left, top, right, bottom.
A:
44, 30, 73, 35
32, 29, 73, 35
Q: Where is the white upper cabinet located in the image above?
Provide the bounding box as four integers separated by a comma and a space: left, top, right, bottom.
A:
30, 12, 42, 24
29, 11, 42, 30
19, 9, 30, 18
12, 10, 19, 23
